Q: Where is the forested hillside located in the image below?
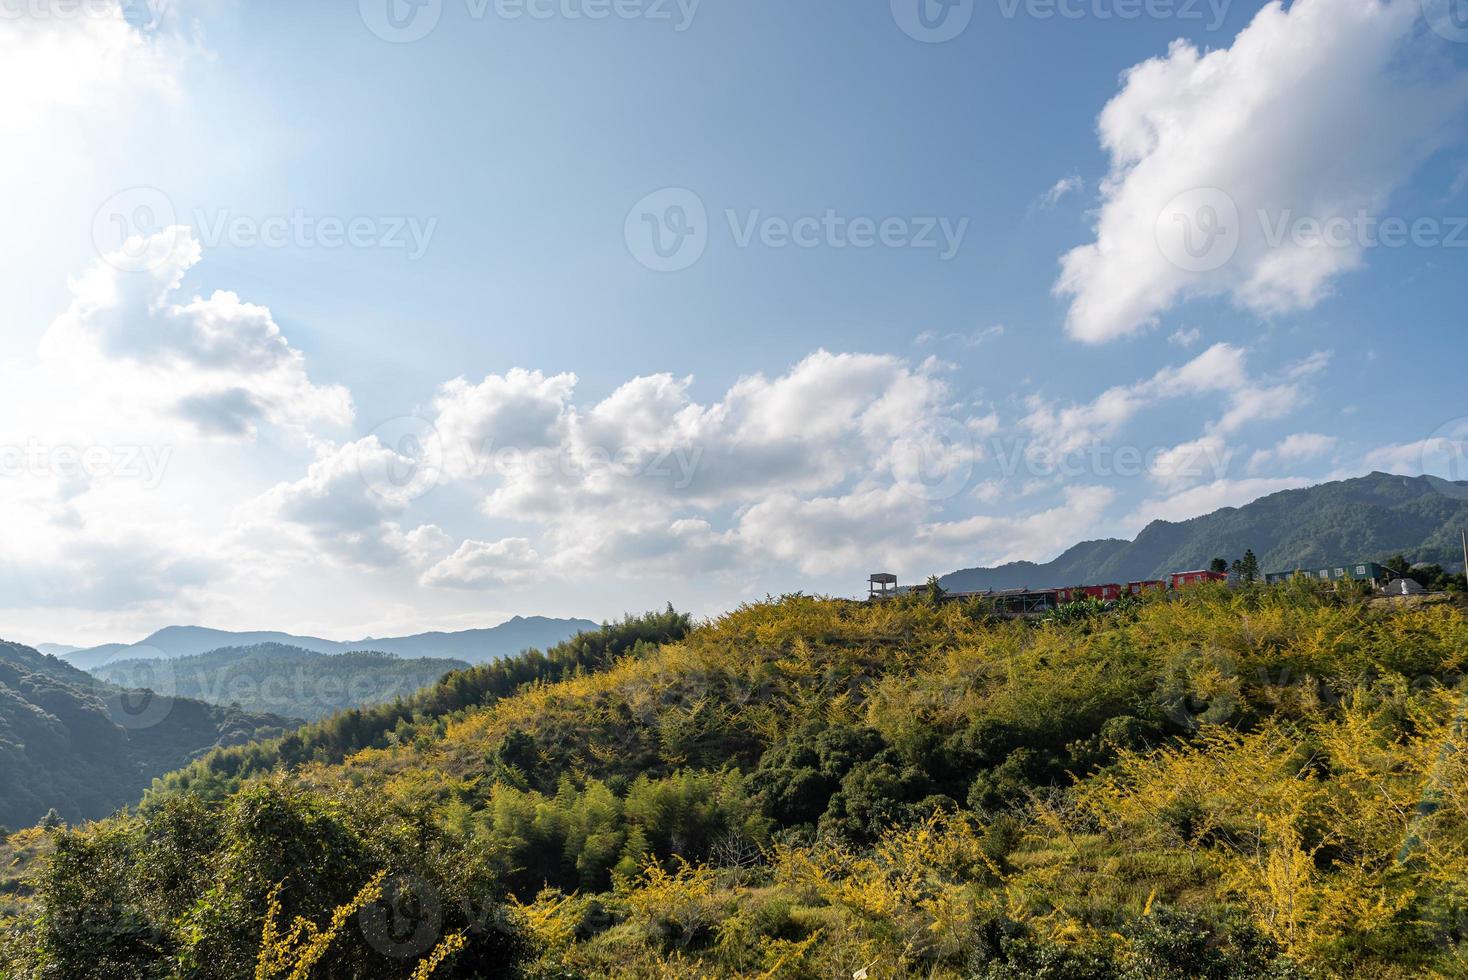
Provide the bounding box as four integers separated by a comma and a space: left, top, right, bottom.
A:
941, 471, 1468, 592
0, 641, 295, 829
3, 589, 1467, 978
93, 644, 471, 721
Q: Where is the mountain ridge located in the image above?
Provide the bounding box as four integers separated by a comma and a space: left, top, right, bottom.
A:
60, 615, 600, 670
91, 643, 472, 721
939, 471, 1468, 593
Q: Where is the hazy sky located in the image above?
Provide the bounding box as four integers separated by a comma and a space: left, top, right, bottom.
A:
4, 0, 1468, 646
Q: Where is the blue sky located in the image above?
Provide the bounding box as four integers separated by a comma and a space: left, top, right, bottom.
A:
3, 0, 1468, 645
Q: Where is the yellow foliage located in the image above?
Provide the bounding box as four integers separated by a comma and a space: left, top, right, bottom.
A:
253, 871, 465, 980
254, 871, 385, 980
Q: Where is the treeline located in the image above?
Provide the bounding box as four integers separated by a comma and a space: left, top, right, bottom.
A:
146, 607, 691, 807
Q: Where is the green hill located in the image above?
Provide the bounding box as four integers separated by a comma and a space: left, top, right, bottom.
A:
92, 644, 470, 722
940, 471, 1468, 592
0, 640, 296, 829
4, 589, 1467, 978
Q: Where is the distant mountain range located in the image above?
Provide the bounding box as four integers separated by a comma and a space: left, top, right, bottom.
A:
93, 644, 470, 721
939, 472, 1468, 593
58, 616, 600, 671
0, 639, 294, 828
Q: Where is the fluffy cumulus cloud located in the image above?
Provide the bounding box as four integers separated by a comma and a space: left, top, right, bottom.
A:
421, 538, 541, 589
2, 225, 358, 622
1057, 0, 1468, 342
436, 350, 966, 518
0, 1, 179, 137
405, 351, 1043, 583
41, 229, 352, 439
241, 438, 449, 569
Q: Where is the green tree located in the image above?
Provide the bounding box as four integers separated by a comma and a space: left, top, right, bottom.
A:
1209, 558, 1229, 574
1231, 552, 1260, 582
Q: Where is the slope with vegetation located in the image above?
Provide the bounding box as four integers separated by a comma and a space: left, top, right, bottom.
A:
941, 471, 1468, 592
93, 644, 471, 722
3, 589, 1468, 978
0, 640, 295, 829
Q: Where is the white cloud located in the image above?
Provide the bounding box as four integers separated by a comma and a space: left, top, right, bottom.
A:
1038, 175, 1084, 209
1249, 432, 1338, 472
406, 351, 1021, 586
41, 228, 353, 439
737, 484, 1117, 579
1150, 435, 1236, 490
914, 325, 1004, 348
241, 438, 446, 569
433, 368, 577, 478
1056, 0, 1468, 343
1361, 422, 1468, 478
1022, 343, 1250, 454
432, 350, 964, 524
0, 3, 180, 138
421, 538, 541, 588
1168, 328, 1202, 348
